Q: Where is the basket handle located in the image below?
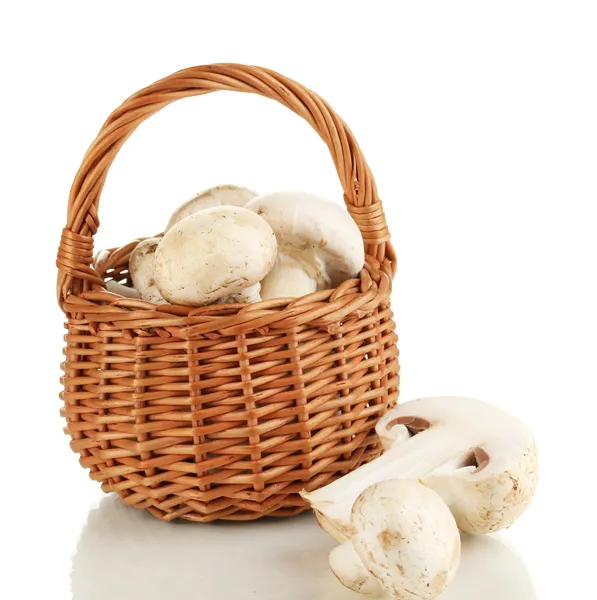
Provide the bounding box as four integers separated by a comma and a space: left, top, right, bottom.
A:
56, 63, 394, 306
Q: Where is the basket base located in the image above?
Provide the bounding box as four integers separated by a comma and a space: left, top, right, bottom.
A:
146, 502, 309, 523
113, 489, 311, 522
93, 445, 385, 522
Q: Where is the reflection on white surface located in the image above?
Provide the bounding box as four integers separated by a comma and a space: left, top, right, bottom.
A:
439, 534, 537, 600
71, 495, 536, 600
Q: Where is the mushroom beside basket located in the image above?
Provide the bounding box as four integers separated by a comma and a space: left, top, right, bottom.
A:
56, 64, 399, 522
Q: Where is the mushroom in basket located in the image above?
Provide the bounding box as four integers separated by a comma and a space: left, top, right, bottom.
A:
245, 191, 365, 300
155, 204, 277, 306
166, 184, 257, 231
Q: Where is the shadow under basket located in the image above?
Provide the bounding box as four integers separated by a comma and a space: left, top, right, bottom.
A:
56, 63, 399, 522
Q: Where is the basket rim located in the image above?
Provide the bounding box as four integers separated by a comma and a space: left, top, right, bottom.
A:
64, 254, 393, 339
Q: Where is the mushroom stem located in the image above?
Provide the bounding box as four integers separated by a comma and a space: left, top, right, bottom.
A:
304, 427, 463, 542
105, 280, 141, 299
329, 543, 380, 595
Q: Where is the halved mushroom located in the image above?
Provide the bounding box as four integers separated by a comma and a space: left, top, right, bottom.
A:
302, 396, 538, 541
245, 192, 364, 300
166, 185, 257, 231
154, 206, 277, 306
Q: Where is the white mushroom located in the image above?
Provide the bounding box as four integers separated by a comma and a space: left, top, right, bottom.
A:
302, 396, 538, 541
154, 206, 277, 306
329, 479, 461, 599
105, 280, 141, 299
259, 254, 319, 300
166, 185, 257, 231
245, 192, 364, 300
129, 238, 167, 304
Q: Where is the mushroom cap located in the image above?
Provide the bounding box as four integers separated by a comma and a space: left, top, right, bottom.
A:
245, 192, 364, 286
166, 185, 257, 231
154, 206, 277, 306
129, 238, 167, 304
351, 479, 461, 600
376, 396, 539, 534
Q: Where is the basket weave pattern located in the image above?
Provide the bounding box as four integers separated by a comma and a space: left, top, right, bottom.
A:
56, 64, 399, 522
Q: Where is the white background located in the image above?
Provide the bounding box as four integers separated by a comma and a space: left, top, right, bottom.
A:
1, 2, 596, 598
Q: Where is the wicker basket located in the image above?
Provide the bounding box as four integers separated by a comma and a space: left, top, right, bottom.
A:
56, 64, 399, 522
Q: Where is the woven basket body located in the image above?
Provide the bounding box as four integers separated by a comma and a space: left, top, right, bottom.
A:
56, 64, 399, 522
